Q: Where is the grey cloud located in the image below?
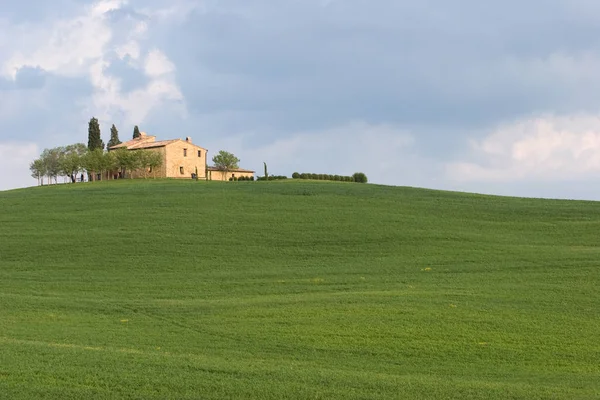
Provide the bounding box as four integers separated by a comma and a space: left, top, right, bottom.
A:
15, 66, 47, 89
103, 53, 150, 93
150, 0, 600, 153
0, 74, 94, 144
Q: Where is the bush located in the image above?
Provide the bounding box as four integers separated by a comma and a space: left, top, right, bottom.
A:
256, 175, 287, 181
353, 172, 368, 183
292, 172, 300, 179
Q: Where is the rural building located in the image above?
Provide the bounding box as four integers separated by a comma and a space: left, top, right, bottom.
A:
207, 167, 255, 181
108, 133, 254, 180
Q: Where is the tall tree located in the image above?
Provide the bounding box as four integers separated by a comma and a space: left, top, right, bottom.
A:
30, 158, 46, 186
146, 151, 163, 179
133, 125, 141, 139
40, 147, 62, 184
82, 149, 105, 182
87, 117, 104, 151
107, 124, 122, 149
212, 150, 240, 181
59, 143, 87, 183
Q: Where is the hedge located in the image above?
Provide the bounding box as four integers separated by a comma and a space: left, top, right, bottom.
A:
291, 172, 368, 183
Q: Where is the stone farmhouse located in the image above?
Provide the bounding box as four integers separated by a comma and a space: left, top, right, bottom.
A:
108, 132, 254, 180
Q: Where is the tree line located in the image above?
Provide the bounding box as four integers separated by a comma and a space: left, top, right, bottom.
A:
30, 118, 162, 185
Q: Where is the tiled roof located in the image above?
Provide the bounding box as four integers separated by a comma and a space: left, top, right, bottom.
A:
109, 136, 156, 149
128, 140, 178, 149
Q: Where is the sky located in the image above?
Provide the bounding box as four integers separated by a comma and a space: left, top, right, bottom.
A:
2, 0, 600, 199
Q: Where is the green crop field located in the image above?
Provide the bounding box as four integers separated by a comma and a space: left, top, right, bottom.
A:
0, 179, 599, 399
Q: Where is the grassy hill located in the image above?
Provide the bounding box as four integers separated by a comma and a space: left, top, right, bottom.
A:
0, 180, 599, 399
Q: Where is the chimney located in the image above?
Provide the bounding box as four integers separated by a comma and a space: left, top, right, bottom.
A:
185, 137, 191, 142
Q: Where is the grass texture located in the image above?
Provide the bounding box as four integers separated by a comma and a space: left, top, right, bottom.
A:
0, 179, 599, 399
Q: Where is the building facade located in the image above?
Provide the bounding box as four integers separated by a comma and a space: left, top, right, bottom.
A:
109, 132, 254, 180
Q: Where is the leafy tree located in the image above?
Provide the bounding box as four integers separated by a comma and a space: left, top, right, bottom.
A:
145, 151, 163, 179
107, 124, 122, 149
30, 158, 46, 186
352, 172, 368, 183
87, 117, 104, 151
113, 148, 132, 179
126, 151, 144, 178
212, 150, 240, 181
59, 143, 87, 183
133, 125, 141, 139
103, 151, 117, 179
82, 149, 105, 181
41, 147, 62, 184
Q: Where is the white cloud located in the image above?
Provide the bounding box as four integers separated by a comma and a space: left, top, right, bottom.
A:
144, 49, 176, 77
0, 142, 39, 191
447, 114, 600, 182
1, 0, 184, 128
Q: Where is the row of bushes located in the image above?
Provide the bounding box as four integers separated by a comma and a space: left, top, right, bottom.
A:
291, 172, 368, 183
228, 176, 255, 181
256, 175, 288, 181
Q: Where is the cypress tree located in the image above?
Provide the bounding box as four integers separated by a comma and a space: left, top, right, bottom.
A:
133, 125, 141, 139
107, 124, 122, 149
87, 117, 104, 151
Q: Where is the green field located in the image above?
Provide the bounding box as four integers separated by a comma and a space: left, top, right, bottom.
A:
0, 180, 599, 399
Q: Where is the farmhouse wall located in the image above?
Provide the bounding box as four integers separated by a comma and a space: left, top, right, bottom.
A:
164, 141, 207, 179
208, 169, 254, 181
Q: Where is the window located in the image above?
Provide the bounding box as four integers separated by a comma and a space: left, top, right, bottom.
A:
198, 150, 202, 157
183, 148, 187, 157
180, 167, 184, 175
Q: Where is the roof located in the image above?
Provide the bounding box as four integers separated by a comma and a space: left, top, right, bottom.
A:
109, 135, 156, 150
128, 140, 178, 149
208, 166, 255, 173
109, 137, 207, 151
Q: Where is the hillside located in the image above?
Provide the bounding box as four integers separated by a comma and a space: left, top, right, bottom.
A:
0, 180, 599, 399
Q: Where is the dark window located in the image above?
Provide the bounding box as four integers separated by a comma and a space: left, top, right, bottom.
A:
183, 148, 187, 157
198, 150, 202, 157
180, 167, 184, 174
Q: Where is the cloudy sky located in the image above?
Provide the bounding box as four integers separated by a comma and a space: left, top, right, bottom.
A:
2, 0, 600, 199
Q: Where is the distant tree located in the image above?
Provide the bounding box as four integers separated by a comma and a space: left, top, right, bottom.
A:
352, 172, 368, 183
212, 150, 240, 181
87, 117, 104, 151
107, 124, 122, 149
40, 147, 62, 184
126, 151, 144, 178
82, 149, 105, 182
137, 151, 160, 179
133, 125, 141, 139
146, 151, 163, 179
30, 158, 46, 186
103, 150, 117, 179
264, 162, 268, 181
113, 148, 131, 179
59, 143, 87, 183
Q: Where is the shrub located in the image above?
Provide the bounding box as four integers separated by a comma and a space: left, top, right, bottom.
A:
292, 172, 300, 179
353, 172, 368, 183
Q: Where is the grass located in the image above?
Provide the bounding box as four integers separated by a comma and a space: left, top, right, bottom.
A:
0, 179, 599, 399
